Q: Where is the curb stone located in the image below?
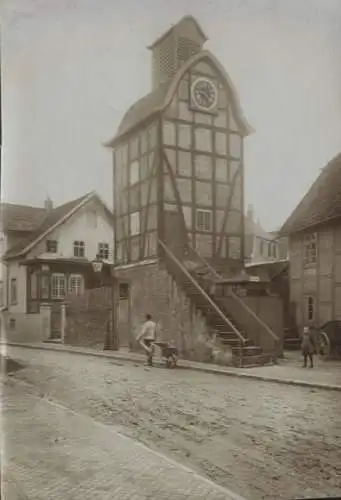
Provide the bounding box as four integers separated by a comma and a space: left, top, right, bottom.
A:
3, 342, 341, 392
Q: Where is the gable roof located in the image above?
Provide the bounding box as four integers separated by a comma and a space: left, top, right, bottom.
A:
280, 152, 341, 236
0, 203, 47, 232
3, 192, 113, 260
104, 50, 253, 148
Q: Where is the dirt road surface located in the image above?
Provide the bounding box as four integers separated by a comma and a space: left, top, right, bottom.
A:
4, 346, 341, 500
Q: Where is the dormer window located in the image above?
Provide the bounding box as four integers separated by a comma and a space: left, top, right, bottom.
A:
46, 239, 58, 253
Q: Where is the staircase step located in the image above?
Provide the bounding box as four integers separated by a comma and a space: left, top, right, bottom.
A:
232, 345, 262, 356
220, 339, 243, 346
239, 354, 275, 367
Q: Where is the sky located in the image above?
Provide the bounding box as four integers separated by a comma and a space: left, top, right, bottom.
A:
1, 0, 341, 231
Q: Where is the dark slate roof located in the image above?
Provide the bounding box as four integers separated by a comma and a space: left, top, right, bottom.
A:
3, 193, 92, 259
280, 152, 341, 236
1, 203, 47, 232
106, 80, 172, 146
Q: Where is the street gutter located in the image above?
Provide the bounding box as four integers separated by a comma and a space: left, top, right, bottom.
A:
3, 342, 341, 392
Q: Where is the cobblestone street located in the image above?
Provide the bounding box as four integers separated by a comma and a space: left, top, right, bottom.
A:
3, 346, 341, 500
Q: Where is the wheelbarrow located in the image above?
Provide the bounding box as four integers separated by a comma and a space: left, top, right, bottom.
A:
154, 341, 178, 368
140, 339, 178, 368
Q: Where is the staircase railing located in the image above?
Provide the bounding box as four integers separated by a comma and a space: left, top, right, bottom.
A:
159, 239, 246, 344
192, 248, 281, 356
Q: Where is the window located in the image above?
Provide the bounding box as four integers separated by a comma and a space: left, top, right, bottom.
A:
98, 242, 109, 260
10, 278, 17, 305
130, 212, 140, 236
73, 240, 85, 258
307, 296, 315, 321
196, 209, 212, 232
51, 274, 66, 299
41, 274, 49, 299
303, 233, 317, 266
260, 240, 264, 255
46, 240, 58, 253
268, 242, 272, 258
69, 274, 83, 296
272, 244, 277, 258
9, 318, 16, 330
0, 282, 3, 307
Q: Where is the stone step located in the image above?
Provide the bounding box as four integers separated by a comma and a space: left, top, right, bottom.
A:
232, 345, 262, 356
220, 338, 243, 346
237, 352, 275, 365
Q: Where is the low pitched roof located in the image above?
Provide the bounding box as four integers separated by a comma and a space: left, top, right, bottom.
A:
3, 192, 112, 260
280, 152, 341, 236
245, 260, 289, 281
1, 203, 47, 232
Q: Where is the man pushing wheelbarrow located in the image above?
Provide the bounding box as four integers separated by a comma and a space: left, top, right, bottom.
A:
136, 314, 178, 368
136, 314, 157, 366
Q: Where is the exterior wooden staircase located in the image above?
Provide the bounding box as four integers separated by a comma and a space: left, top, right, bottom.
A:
159, 239, 280, 367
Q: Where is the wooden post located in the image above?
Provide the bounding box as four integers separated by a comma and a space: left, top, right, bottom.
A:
60, 304, 66, 344
112, 277, 119, 350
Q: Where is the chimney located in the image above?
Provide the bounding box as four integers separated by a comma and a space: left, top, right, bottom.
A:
44, 196, 53, 211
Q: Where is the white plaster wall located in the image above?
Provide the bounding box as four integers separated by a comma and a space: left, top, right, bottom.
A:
7, 260, 27, 313
27, 200, 114, 262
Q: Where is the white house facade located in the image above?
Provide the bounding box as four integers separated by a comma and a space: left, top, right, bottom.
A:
1, 192, 114, 341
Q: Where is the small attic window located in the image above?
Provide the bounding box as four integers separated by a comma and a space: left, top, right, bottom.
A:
46, 240, 58, 253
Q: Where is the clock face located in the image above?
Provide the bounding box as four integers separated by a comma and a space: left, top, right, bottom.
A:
191, 77, 218, 111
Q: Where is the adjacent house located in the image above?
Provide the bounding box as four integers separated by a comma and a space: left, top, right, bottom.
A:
244, 205, 288, 264
0, 191, 114, 340
280, 152, 341, 329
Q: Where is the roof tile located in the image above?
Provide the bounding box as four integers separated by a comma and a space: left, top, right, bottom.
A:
280, 152, 341, 235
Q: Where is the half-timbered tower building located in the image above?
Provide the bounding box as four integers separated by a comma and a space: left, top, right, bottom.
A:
105, 16, 281, 366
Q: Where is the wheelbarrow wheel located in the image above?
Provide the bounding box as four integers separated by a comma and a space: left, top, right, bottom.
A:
166, 354, 177, 369
317, 331, 330, 361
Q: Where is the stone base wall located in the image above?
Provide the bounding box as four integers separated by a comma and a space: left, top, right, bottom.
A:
64, 288, 112, 349
1, 311, 47, 344
115, 260, 225, 362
